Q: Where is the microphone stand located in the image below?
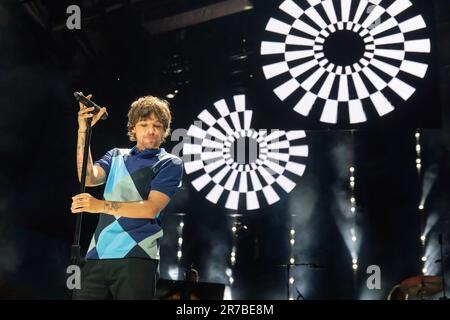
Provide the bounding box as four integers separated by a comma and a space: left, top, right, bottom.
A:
279, 263, 325, 300
296, 287, 305, 300
69, 117, 93, 296
286, 263, 291, 300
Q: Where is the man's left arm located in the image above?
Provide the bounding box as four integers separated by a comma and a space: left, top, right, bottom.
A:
71, 190, 170, 219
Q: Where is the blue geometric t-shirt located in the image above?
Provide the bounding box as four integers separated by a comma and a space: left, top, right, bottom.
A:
85, 146, 183, 260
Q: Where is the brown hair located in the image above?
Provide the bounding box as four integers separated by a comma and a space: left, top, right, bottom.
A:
127, 96, 172, 142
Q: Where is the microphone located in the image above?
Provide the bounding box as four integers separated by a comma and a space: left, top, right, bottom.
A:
74, 92, 108, 120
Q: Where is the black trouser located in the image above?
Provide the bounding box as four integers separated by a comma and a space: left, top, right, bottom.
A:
72, 258, 158, 300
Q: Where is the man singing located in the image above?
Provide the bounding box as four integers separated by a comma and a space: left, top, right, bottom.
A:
71, 94, 183, 299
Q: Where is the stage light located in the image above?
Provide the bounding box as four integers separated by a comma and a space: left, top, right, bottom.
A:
351, 207, 355, 213
415, 132, 420, 139
229, 277, 234, 285
230, 246, 237, 265
352, 259, 358, 264
422, 267, 427, 274
232, 226, 237, 233
421, 256, 427, 262
350, 167, 355, 173
350, 177, 355, 182
416, 145, 421, 152
168, 266, 179, 280
176, 217, 185, 263
261, 0, 431, 124
290, 258, 295, 264
416, 158, 421, 164
352, 236, 357, 242
351, 197, 355, 203
290, 229, 295, 236
224, 286, 232, 300
419, 205, 424, 210
226, 268, 233, 277
416, 164, 422, 170
183, 95, 308, 210
289, 277, 294, 284
350, 181, 355, 188
166, 93, 175, 99
290, 239, 295, 246
352, 263, 358, 270
420, 235, 426, 242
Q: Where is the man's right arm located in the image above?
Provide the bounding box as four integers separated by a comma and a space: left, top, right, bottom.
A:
76, 93, 108, 187
76, 131, 106, 187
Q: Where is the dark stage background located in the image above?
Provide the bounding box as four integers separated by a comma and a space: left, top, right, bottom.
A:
0, 0, 449, 299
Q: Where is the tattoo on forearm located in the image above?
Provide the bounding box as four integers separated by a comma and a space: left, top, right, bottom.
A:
111, 202, 121, 211
76, 134, 95, 181
105, 201, 122, 212
77, 137, 85, 175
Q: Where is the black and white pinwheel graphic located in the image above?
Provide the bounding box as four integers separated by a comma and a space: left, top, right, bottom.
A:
261, 0, 431, 124
183, 95, 308, 210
